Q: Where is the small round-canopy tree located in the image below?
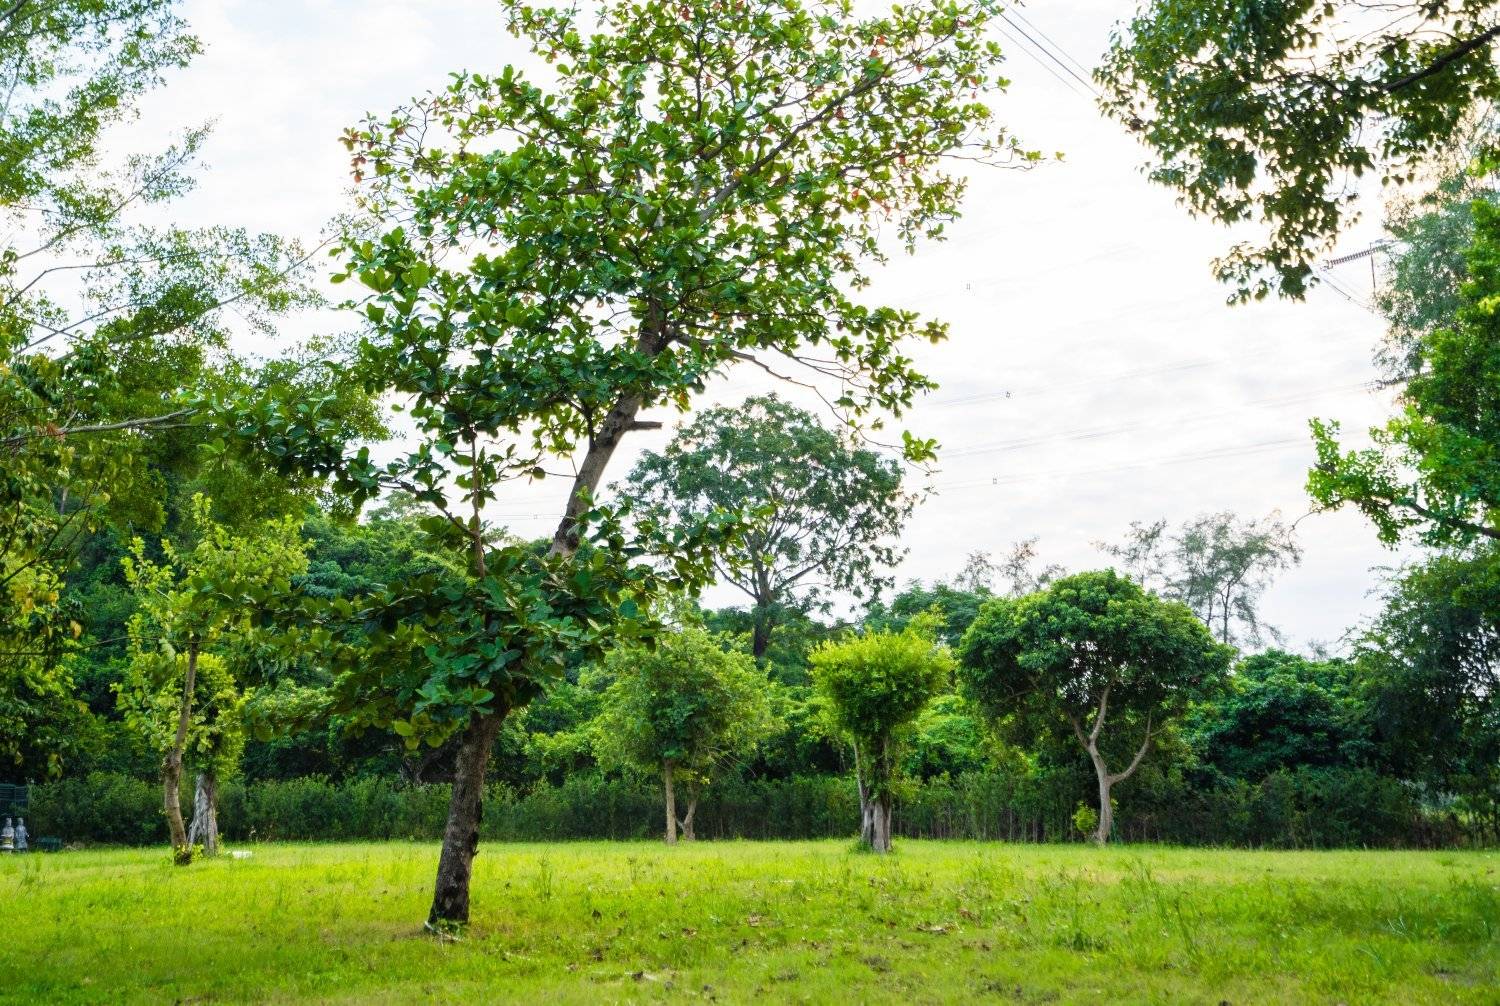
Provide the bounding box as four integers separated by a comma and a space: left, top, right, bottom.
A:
591, 627, 775, 843
810, 625, 952, 852
959, 570, 1230, 845
622, 395, 913, 660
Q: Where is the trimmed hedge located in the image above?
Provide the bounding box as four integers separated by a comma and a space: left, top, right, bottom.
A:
26, 767, 1468, 848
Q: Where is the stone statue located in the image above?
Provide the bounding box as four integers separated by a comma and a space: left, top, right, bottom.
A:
13, 818, 26, 852
0, 817, 12, 852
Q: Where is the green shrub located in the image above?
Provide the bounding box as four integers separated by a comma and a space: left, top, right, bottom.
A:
26, 767, 1466, 848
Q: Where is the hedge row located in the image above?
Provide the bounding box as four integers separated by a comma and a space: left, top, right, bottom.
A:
24, 768, 1470, 848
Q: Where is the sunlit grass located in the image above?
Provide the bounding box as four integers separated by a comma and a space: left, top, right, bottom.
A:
1, 841, 1495, 1003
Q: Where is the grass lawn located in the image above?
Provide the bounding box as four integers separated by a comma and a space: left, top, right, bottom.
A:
0, 840, 1496, 1004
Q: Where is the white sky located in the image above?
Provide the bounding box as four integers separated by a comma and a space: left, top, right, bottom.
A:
140, 0, 1413, 652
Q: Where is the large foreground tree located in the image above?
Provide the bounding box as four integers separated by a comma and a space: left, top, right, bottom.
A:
1098, 0, 1500, 300
622, 395, 913, 660
959, 570, 1231, 844
226, 0, 1030, 927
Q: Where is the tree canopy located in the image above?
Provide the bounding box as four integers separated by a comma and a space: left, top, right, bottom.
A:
959, 570, 1231, 843
1098, 0, 1500, 300
591, 626, 775, 842
810, 623, 952, 851
623, 394, 913, 659
1310, 198, 1500, 546
1097, 512, 1301, 647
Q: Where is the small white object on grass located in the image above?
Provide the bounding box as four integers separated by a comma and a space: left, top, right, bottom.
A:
229, 850, 253, 860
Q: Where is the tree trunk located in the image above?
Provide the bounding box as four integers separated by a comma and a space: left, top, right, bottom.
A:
751, 606, 772, 661
187, 769, 219, 856
1092, 764, 1113, 846
162, 642, 199, 861
854, 740, 894, 853
678, 791, 698, 842
870, 793, 893, 854
1070, 694, 1152, 848
853, 743, 874, 847
663, 760, 678, 845
427, 712, 505, 929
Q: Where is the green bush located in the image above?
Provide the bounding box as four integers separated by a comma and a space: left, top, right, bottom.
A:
26, 768, 1466, 848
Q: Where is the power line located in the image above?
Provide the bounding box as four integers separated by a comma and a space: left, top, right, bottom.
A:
995, 21, 1090, 98
997, 10, 1101, 98
940, 379, 1377, 461
1007, 7, 1096, 80
936, 435, 1309, 492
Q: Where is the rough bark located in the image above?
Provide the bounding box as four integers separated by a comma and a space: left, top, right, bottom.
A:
162, 642, 198, 861
678, 785, 698, 842
750, 563, 774, 660
427, 711, 506, 928
663, 760, 678, 845
187, 769, 219, 856
751, 606, 772, 661
854, 740, 894, 853
870, 793, 893, 854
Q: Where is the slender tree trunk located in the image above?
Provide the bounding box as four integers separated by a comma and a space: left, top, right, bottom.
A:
187, 769, 219, 856
1070, 693, 1152, 848
869, 737, 894, 853
162, 642, 199, 861
853, 743, 875, 847
663, 760, 678, 845
1092, 760, 1114, 846
427, 711, 505, 929
679, 792, 697, 842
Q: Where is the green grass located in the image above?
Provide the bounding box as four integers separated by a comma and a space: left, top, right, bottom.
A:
0, 841, 1496, 1003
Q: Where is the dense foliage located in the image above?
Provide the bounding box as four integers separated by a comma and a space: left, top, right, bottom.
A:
960, 570, 1233, 844
811, 623, 954, 851
1099, 0, 1500, 300
622, 395, 913, 659
590, 627, 774, 841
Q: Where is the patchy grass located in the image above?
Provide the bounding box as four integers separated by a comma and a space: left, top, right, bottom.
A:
0, 840, 1495, 1003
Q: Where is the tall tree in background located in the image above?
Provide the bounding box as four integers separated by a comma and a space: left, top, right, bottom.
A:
960, 570, 1231, 844
1097, 512, 1301, 648
1098, 0, 1500, 300
0, 0, 359, 777
1311, 200, 1500, 547
623, 395, 913, 660
591, 628, 775, 843
227, 0, 1029, 927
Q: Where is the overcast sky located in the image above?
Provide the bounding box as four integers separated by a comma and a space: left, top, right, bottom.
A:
139, 0, 1410, 652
